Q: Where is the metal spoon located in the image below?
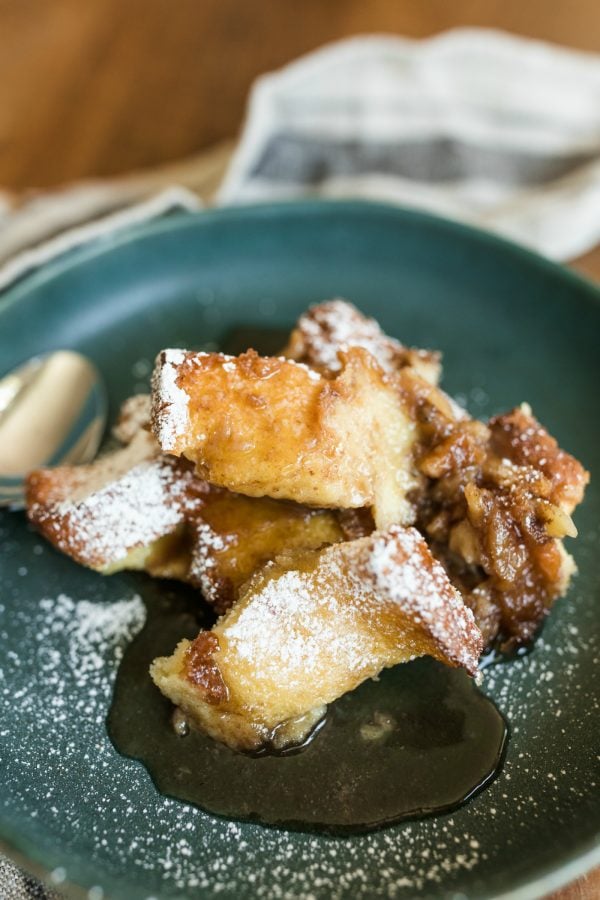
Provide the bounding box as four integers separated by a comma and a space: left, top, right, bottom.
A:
0, 351, 107, 508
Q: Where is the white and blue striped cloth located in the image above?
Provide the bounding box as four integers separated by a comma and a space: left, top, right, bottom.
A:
220, 30, 600, 261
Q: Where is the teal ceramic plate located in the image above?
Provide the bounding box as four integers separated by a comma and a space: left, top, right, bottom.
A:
0, 201, 598, 899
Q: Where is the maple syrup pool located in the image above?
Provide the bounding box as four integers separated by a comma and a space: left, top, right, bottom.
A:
107, 578, 508, 835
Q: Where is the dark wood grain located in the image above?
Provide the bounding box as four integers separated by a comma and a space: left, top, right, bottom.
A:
0, 0, 599, 190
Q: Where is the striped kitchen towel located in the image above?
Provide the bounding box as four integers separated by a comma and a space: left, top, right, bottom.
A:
1, 29, 600, 296
219, 30, 600, 261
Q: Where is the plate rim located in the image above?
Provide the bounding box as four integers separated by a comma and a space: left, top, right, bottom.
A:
2, 829, 599, 900
0, 199, 599, 314
1, 198, 598, 899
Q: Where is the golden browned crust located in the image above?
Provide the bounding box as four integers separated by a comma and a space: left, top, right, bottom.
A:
282, 298, 441, 385
188, 489, 344, 614
151, 346, 420, 528
150, 526, 483, 752
25, 429, 207, 575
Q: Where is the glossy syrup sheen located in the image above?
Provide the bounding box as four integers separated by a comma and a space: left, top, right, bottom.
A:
108, 578, 508, 835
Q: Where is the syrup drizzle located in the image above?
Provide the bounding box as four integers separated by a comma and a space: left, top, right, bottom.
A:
108, 577, 507, 835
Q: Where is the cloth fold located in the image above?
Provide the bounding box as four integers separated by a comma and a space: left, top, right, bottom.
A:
0, 186, 200, 293
219, 30, 600, 260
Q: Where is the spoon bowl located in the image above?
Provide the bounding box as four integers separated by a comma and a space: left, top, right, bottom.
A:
0, 350, 106, 508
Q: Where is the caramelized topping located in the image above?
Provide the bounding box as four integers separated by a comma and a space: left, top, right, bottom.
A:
283, 298, 441, 385
488, 405, 588, 513
398, 369, 589, 648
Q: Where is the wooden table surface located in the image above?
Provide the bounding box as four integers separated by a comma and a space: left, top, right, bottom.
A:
0, 2, 598, 897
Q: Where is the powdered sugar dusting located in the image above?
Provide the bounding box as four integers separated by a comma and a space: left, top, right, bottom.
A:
370, 526, 482, 674
189, 520, 231, 603
224, 561, 371, 684
293, 299, 403, 373
222, 527, 481, 698
56, 459, 195, 565
55, 429, 158, 502
41, 593, 146, 685
28, 432, 206, 570
151, 349, 191, 452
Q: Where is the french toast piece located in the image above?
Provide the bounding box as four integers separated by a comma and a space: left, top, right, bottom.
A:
151, 525, 483, 752
151, 346, 420, 529
25, 429, 207, 578
189, 490, 344, 614
399, 368, 589, 647
27, 393, 346, 604
112, 393, 152, 444
283, 298, 441, 385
